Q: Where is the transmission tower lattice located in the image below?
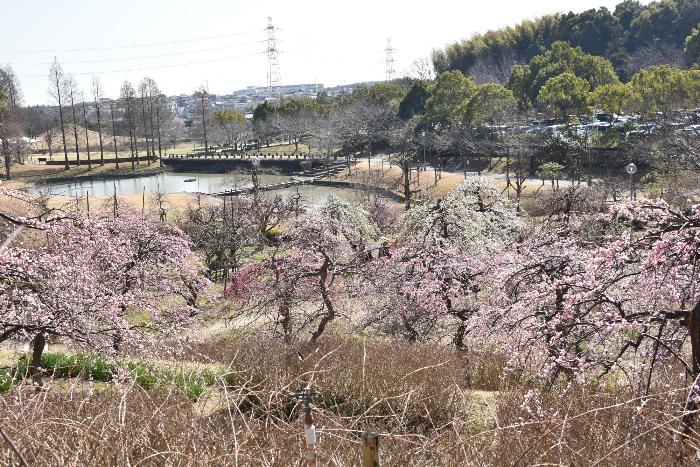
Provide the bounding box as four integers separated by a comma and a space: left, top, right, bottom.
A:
266, 17, 282, 100
385, 38, 396, 82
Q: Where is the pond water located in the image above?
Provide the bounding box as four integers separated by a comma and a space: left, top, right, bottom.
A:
34, 172, 277, 197
33, 172, 377, 207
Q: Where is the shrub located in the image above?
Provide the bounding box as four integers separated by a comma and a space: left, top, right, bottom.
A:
10, 352, 218, 402
0, 369, 11, 393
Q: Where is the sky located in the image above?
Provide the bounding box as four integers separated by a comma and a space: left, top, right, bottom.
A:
3, 0, 647, 105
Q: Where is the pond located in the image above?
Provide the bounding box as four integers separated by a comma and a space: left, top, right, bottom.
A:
33, 172, 381, 207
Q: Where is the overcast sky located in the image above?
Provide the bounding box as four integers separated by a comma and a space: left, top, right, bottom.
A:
4, 0, 648, 105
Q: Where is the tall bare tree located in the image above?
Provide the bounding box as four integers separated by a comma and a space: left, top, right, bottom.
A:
388, 120, 422, 210
154, 90, 164, 161
92, 77, 105, 165
44, 119, 55, 160
278, 106, 316, 153
0, 66, 23, 180
109, 100, 119, 169
48, 59, 69, 170
138, 79, 152, 164
81, 99, 92, 169
65, 75, 81, 166
120, 81, 137, 170
143, 77, 159, 159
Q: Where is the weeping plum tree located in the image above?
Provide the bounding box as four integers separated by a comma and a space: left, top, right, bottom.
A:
366, 179, 520, 348
484, 196, 700, 435
227, 199, 379, 344
182, 194, 300, 286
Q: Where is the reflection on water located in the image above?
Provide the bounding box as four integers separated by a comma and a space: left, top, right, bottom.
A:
34, 172, 375, 207
34, 172, 285, 197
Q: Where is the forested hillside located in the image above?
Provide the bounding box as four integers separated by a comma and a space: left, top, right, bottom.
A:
432, 0, 700, 82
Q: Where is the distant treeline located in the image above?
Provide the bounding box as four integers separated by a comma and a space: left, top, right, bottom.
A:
433, 0, 700, 82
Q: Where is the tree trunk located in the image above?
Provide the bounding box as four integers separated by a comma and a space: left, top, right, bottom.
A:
309, 258, 335, 345
133, 113, 140, 165
30, 332, 46, 389
452, 322, 468, 351
148, 94, 156, 159
279, 303, 292, 345
129, 126, 136, 170
95, 97, 104, 165
155, 101, 163, 164
2, 141, 11, 181
54, 73, 70, 171
70, 95, 80, 167
679, 300, 700, 440
140, 93, 151, 164
110, 103, 119, 169
82, 101, 92, 169
47, 134, 53, 160
403, 164, 411, 211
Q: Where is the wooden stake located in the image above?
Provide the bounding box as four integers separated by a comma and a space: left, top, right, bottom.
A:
362, 430, 380, 467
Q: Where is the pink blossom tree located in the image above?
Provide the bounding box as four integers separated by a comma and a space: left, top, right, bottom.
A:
0, 196, 206, 386
365, 180, 520, 348
486, 198, 700, 405
227, 198, 379, 344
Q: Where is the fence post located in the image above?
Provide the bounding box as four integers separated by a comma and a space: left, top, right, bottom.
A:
361, 430, 380, 467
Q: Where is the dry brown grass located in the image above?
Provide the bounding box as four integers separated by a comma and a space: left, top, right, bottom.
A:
335, 160, 465, 200
1, 336, 696, 465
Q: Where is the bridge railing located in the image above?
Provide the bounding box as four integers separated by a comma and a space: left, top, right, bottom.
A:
164, 151, 341, 161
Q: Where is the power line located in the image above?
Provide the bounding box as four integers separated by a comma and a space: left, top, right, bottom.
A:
15, 51, 267, 78
7, 40, 268, 67
0, 28, 265, 54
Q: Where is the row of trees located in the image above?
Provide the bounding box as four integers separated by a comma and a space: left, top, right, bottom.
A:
1, 61, 192, 180
47, 59, 175, 172
507, 41, 700, 117
433, 0, 700, 82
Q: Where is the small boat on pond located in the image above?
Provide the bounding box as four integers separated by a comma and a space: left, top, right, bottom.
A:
184, 178, 197, 182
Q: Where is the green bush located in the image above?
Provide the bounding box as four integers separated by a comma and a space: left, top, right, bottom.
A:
29, 353, 115, 381
0, 369, 12, 393
125, 362, 159, 390
264, 227, 284, 241
9, 352, 223, 402
175, 371, 207, 401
